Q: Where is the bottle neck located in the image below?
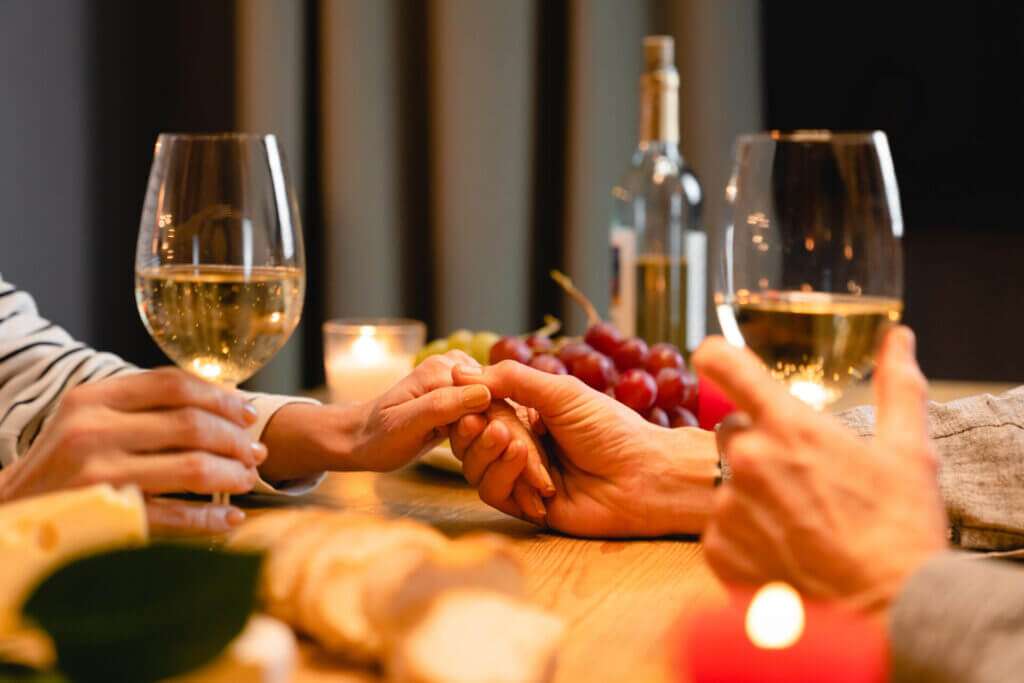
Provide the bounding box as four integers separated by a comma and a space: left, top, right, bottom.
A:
639, 67, 680, 144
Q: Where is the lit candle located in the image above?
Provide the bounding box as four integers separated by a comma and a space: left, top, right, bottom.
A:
323, 319, 425, 404
675, 583, 888, 683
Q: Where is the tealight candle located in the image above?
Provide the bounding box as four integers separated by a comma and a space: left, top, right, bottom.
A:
323, 319, 426, 404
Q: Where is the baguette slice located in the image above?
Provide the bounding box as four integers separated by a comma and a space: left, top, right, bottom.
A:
387, 588, 564, 683
363, 533, 524, 643
298, 519, 446, 663
261, 510, 379, 623
226, 508, 324, 552
164, 614, 296, 683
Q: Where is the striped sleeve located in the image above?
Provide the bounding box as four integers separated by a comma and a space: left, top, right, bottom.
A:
0, 274, 322, 495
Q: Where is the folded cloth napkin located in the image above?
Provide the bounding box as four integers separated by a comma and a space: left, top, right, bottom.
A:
837, 386, 1024, 552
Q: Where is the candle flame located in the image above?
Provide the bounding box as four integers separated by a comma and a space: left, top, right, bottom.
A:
745, 582, 805, 650
351, 328, 385, 364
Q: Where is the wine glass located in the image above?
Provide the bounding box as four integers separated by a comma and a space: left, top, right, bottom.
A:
134, 133, 305, 504
714, 131, 903, 410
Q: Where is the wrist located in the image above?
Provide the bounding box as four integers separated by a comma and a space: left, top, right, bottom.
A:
641, 426, 719, 536
258, 401, 368, 481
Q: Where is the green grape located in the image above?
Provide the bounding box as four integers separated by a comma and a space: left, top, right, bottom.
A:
415, 338, 449, 366
447, 329, 474, 352
469, 331, 501, 364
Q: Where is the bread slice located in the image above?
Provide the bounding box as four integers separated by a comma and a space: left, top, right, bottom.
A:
387, 588, 564, 683
363, 533, 524, 643
226, 508, 324, 553
260, 511, 379, 623
296, 519, 446, 663
167, 614, 296, 683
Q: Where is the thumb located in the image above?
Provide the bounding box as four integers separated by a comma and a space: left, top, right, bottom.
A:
452, 360, 583, 416
146, 498, 246, 536
388, 385, 492, 437
874, 326, 930, 449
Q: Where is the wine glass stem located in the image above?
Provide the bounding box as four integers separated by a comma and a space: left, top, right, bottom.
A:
213, 381, 240, 508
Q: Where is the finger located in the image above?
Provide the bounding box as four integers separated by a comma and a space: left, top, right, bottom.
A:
874, 326, 929, 447
119, 409, 266, 466
453, 361, 587, 417
527, 408, 547, 435
389, 385, 493, 441
486, 400, 555, 496
513, 479, 547, 523
462, 420, 512, 486
477, 440, 528, 509
146, 498, 246, 536
399, 351, 480, 396
84, 367, 257, 426
96, 453, 259, 494
522, 442, 555, 497
450, 414, 488, 462
715, 412, 752, 458
691, 336, 797, 421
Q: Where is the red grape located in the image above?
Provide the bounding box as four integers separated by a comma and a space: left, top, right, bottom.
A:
614, 368, 657, 413
646, 406, 670, 427
529, 354, 567, 375
584, 322, 623, 356
680, 371, 699, 412
667, 405, 699, 428
489, 336, 532, 365
558, 342, 593, 371
526, 335, 553, 353
611, 337, 649, 372
646, 342, 685, 375
572, 351, 615, 392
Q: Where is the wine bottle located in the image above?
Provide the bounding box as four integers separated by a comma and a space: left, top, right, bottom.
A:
610, 35, 705, 352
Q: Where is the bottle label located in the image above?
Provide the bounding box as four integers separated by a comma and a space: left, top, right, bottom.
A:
609, 226, 636, 337
685, 230, 707, 351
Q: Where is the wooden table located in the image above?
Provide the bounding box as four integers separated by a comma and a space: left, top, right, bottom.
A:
279, 379, 1017, 683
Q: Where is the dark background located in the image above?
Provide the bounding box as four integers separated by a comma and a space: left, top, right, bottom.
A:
3, 0, 1022, 384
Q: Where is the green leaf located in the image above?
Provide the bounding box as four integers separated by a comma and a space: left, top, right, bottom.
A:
22, 544, 261, 683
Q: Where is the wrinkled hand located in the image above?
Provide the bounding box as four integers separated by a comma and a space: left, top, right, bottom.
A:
0, 367, 264, 535
346, 351, 493, 472
694, 327, 948, 613
453, 361, 718, 537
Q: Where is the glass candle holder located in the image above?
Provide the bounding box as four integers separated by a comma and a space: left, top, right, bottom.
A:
323, 318, 426, 404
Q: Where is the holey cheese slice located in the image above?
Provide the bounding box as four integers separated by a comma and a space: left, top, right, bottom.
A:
0, 484, 148, 632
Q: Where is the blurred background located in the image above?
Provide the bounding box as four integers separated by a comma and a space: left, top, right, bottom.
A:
2, 0, 1022, 393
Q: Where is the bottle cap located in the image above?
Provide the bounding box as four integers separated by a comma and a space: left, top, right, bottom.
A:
643, 36, 675, 71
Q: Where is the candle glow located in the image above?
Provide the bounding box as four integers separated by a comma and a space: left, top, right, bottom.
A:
745, 582, 805, 650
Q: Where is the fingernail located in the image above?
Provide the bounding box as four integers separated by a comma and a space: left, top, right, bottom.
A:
502, 442, 521, 461
461, 385, 490, 409
530, 492, 547, 519
457, 364, 483, 376
226, 508, 246, 526
250, 442, 268, 464
899, 327, 916, 355
242, 402, 259, 424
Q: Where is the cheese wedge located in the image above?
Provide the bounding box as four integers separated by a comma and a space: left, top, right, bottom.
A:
0, 484, 147, 632
164, 614, 296, 683
388, 588, 564, 683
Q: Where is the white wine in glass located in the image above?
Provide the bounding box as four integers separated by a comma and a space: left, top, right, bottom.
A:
135, 133, 305, 504
715, 131, 904, 409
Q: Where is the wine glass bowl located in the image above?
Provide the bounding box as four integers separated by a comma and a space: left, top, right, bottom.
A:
715, 131, 904, 409
134, 133, 305, 388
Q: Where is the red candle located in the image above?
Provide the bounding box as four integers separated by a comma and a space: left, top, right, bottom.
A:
674, 583, 888, 683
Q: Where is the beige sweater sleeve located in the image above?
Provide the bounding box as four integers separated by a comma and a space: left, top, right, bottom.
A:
837, 387, 1024, 551
890, 552, 1024, 682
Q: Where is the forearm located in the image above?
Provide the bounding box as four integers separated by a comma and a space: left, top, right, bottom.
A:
642, 426, 719, 536
890, 552, 1024, 682
258, 401, 368, 482
838, 387, 1024, 550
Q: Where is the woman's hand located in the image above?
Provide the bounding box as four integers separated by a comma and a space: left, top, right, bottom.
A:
0, 368, 264, 535
694, 328, 948, 613
259, 351, 494, 479
452, 361, 719, 537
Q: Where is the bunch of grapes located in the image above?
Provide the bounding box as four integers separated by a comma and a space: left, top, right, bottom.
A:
489, 321, 699, 428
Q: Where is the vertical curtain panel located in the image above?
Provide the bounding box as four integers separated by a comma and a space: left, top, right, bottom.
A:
235, 0, 763, 393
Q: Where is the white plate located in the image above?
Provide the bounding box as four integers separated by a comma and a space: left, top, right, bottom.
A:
419, 444, 463, 474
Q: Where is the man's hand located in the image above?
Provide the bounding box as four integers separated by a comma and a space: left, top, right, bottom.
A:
0, 368, 263, 535
693, 327, 948, 612
452, 361, 719, 537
